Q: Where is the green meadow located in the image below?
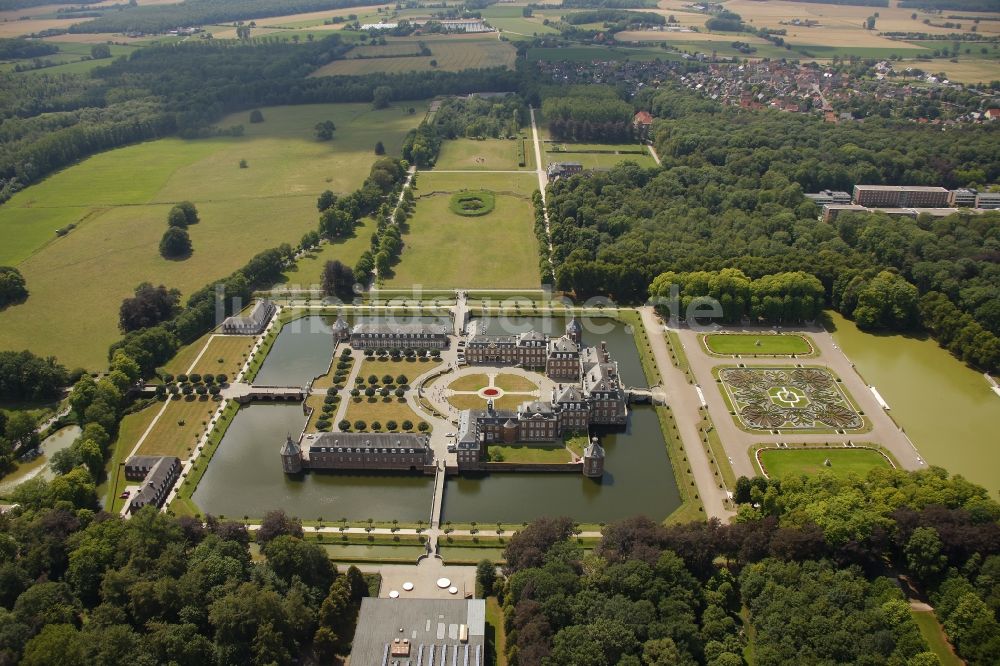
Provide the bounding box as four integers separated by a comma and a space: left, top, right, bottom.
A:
0, 102, 425, 369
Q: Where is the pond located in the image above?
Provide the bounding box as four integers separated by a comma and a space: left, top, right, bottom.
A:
442, 406, 681, 523
472, 315, 648, 388
828, 311, 1000, 497
192, 403, 434, 520
0, 425, 81, 496
253, 313, 452, 387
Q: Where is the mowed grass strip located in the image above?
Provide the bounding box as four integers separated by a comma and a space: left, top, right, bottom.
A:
387, 171, 540, 289
0, 102, 425, 369
164, 335, 255, 379
135, 397, 221, 458
448, 393, 523, 411
758, 448, 890, 481
704, 333, 813, 356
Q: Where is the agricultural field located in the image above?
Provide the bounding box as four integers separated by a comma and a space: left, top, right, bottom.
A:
0, 102, 426, 370
386, 171, 540, 289
434, 138, 534, 171
527, 45, 681, 63
757, 447, 891, 481
309, 34, 516, 76
703, 333, 814, 356
481, 6, 559, 38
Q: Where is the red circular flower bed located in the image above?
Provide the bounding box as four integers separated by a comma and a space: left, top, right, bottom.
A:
482, 388, 500, 396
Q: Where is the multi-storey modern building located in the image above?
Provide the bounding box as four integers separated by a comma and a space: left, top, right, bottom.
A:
221, 299, 276, 335
976, 192, 1000, 210
804, 190, 852, 206
852, 185, 950, 208
949, 188, 978, 208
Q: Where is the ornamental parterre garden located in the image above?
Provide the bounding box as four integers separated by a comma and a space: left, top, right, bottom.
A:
718, 366, 866, 432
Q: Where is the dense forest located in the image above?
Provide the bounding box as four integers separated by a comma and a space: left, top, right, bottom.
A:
0, 487, 374, 665
494, 466, 999, 664
541, 85, 636, 142
67, 0, 378, 34
544, 83, 1000, 370
898, 0, 999, 10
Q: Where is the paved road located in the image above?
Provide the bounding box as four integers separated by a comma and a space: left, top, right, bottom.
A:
638, 307, 734, 521
673, 324, 928, 476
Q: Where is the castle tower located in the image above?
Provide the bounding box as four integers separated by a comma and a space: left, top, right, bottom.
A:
582, 436, 605, 478
332, 313, 350, 342
566, 317, 582, 345
280, 435, 303, 474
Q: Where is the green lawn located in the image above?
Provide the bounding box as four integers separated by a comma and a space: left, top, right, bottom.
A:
163, 335, 255, 379
0, 102, 425, 370
282, 217, 376, 287
434, 138, 534, 171
135, 396, 221, 458
448, 373, 491, 391
758, 448, 891, 481
489, 444, 572, 463
704, 333, 813, 356
386, 172, 540, 289
911, 610, 962, 666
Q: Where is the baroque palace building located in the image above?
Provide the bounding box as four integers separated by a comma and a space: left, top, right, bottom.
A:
281, 318, 624, 478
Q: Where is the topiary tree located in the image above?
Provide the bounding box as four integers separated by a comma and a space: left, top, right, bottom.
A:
402, 419, 413, 431
371, 421, 382, 431
386, 420, 397, 431
418, 421, 429, 432
354, 420, 366, 431
339, 420, 351, 431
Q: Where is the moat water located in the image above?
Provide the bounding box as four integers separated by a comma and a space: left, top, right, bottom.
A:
0, 425, 80, 495
193, 313, 681, 522
828, 311, 1000, 497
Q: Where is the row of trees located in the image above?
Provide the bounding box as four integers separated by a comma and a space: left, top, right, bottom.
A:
648, 268, 826, 325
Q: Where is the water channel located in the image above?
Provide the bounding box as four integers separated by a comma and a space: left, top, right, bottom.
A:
828, 311, 1000, 496
193, 312, 681, 522
442, 315, 679, 523
0, 425, 81, 495
192, 403, 434, 520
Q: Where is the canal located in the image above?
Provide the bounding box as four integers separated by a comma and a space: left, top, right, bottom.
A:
0, 425, 80, 496
192, 403, 434, 520
828, 311, 1000, 496
193, 312, 681, 522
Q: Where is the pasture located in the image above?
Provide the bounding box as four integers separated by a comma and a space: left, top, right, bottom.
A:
0, 102, 425, 369
386, 171, 540, 290
310, 35, 516, 76
757, 447, 891, 481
